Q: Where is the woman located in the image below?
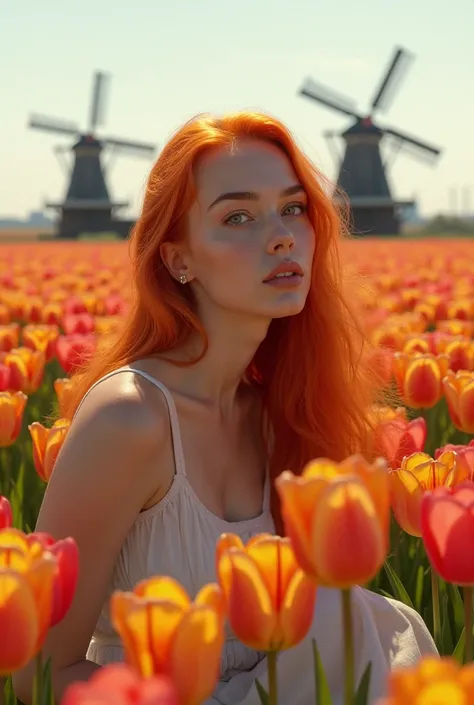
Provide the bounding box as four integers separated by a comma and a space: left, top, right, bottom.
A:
14, 111, 436, 705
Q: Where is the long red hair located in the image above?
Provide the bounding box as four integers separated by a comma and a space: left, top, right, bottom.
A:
63, 111, 382, 528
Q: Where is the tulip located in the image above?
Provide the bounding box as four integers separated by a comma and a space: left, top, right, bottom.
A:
0, 528, 56, 651
389, 450, 468, 537
0, 363, 11, 392
443, 370, 474, 434
111, 576, 225, 705
62, 664, 179, 705
0, 569, 39, 675
22, 324, 59, 362
276, 455, 390, 587
444, 338, 474, 373
0, 324, 20, 353
378, 656, 474, 705
3, 347, 45, 394
27, 532, 79, 626
421, 483, 474, 587
62, 313, 95, 336
372, 414, 426, 470
436, 441, 474, 481
393, 352, 450, 408
42, 303, 63, 326
0, 305, 10, 325
56, 334, 96, 374
0, 497, 12, 529
215, 533, 316, 651
28, 419, 70, 482
0, 391, 28, 447
54, 378, 73, 414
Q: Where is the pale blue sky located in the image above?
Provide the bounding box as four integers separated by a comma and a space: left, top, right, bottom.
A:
1, 0, 472, 220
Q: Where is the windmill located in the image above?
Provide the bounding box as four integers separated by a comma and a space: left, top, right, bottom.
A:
28, 71, 156, 239
299, 47, 442, 236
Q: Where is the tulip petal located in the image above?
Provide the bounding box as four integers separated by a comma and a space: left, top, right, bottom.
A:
43, 421, 70, 481
225, 549, 276, 650
215, 534, 243, 578
0, 395, 17, 448
171, 605, 224, 705
134, 577, 190, 608
421, 488, 474, 586
246, 537, 297, 612
389, 469, 424, 537
111, 592, 152, 676
275, 471, 330, 577
27, 552, 57, 649
0, 570, 38, 675
311, 481, 386, 588
48, 537, 79, 626
194, 583, 226, 624
277, 569, 316, 650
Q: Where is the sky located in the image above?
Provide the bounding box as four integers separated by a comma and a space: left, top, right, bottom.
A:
1, 0, 473, 220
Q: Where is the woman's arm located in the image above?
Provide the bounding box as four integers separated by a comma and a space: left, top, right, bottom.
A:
12, 373, 170, 704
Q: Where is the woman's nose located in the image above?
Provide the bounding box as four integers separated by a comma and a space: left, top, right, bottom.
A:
266, 225, 295, 254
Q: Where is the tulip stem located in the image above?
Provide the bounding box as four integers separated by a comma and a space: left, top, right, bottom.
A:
464, 586, 473, 663
431, 570, 441, 649
32, 651, 43, 705
342, 589, 355, 705
267, 651, 278, 705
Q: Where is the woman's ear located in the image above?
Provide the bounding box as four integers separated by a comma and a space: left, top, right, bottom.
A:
160, 242, 194, 284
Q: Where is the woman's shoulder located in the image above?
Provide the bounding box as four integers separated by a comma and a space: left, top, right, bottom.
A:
70, 366, 171, 449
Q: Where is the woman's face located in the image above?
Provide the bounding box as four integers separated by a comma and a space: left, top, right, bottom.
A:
173, 139, 315, 321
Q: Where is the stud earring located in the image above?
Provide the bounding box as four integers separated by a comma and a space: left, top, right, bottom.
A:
179, 274, 187, 284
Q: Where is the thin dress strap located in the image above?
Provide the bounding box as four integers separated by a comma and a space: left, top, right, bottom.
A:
72, 366, 187, 477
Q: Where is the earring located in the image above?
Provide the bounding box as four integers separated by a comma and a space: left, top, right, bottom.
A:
179, 274, 187, 284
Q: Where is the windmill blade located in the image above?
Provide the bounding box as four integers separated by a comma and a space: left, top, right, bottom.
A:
102, 136, 156, 155
28, 114, 80, 137
89, 71, 110, 133
299, 78, 362, 120
370, 47, 413, 114
323, 130, 343, 169
383, 126, 441, 161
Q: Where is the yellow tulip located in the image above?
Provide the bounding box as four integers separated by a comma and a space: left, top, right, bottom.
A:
111, 576, 225, 705
0, 391, 27, 448
0, 569, 38, 675
377, 656, 474, 704
216, 533, 316, 651
276, 455, 390, 588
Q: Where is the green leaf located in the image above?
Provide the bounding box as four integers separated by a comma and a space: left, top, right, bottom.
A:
3, 675, 18, 705
452, 627, 465, 665
355, 661, 372, 705
312, 639, 333, 705
42, 656, 54, 705
414, 565, 425, 614
255, 679, 270, 705
383, 560, 415, 610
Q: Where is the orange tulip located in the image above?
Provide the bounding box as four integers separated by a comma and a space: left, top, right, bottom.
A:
377, 656, 474, 705
28, 419, 70, 482
215, 533, 316, 651
0, 305, 10, 325
111, 576, 225, 705
0, 528, 56, 652
0, 570, 39, 675
276, 455, 390, 588
372, 414, 426, 470
436, 441, 474, 481
22, 324, 59, 362
54, 378, 73, 414
3, 347, 45, 394
443, 369, 474, 434
0, 324, 20, 353
438, 319, 473, 338
0, 391, 27, 447
389, 450, 468, 537
393, 352, 450, 408
444, 338, 474, 372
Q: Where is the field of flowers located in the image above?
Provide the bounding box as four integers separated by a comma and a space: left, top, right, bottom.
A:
1, 238, 474, 705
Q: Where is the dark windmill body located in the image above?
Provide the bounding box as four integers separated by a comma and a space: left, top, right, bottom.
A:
300, 48, 442, 235
29, 72, 156, 239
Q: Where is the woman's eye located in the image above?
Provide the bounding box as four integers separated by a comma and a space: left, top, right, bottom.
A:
223, 212, 252, 226
282, 202, 306, 216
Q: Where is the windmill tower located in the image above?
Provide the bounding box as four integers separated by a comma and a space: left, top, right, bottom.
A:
28, 71, 156, 239
299, 47, 442, 236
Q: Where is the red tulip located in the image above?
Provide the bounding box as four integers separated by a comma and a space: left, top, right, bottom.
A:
62, 313, 95, 336
435, 442, 474, 481
27, 533, 79, 626
62, 663, 178, 705
0, 497, 12, 529
373, 416, 427, 470
56, 334, 96, 374
421, 483, 474, 586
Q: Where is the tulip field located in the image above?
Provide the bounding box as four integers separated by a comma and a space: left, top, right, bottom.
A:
1, 238, 474, 705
